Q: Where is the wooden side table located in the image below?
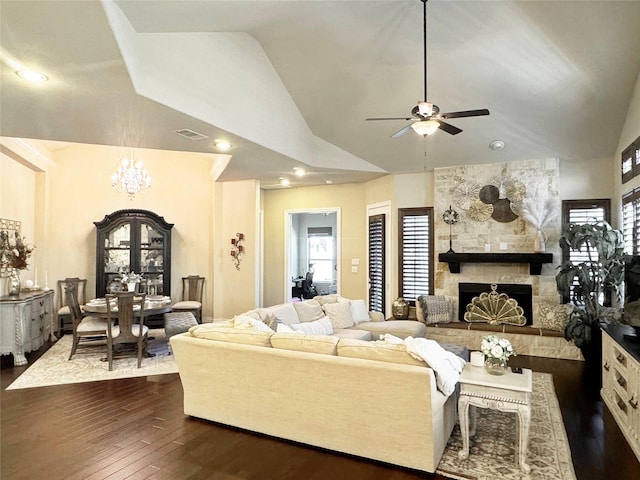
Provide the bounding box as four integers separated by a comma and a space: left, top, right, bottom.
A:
457, 363, 533, 474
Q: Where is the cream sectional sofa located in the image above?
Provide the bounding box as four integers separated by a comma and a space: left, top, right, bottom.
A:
241, 295, 427, 340
170, 320, 458, 473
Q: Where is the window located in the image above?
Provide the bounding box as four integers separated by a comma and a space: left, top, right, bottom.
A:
368, 214, 385, 313
621, 136, 640, 184
398, 208, 433, 305
307, 227, 333, 282
561, 199, 611, 303
623, 188, 640, 255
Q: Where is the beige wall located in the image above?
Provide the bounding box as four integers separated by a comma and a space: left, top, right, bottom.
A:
614, 71, 640, 228
262, 183, 369, 305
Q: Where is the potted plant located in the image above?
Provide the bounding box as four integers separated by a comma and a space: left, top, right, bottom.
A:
555, 220, 625, 364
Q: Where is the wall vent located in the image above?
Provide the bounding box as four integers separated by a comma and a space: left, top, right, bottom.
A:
173, 128, 208, 140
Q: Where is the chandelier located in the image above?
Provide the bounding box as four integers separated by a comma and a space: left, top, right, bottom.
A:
111, 154, 151, 199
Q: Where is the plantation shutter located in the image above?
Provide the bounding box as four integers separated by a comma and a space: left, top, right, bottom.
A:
368, 214, 385, 313
398, 208, 433, 304
622, 188, 640, 255
561, 199, 611, 303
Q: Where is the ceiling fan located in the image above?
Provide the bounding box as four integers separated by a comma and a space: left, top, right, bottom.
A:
366, 0, 489, 137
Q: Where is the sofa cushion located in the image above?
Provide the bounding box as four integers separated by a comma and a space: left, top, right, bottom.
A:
331, 328, 372, 341
537, 301, 571, 332
291, 316, 333, 335
354, 320, 426, 339
349, 299, 370, 324
189, 324, 273, 347
270, 332, 339, 355
293, 300, 325, 323
269, 303, 300, 325
337, 338, 425, 366
322, 300, 355, 329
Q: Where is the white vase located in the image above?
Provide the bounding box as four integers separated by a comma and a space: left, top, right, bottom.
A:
533, 229, 547, 253
127, 282, 137, 292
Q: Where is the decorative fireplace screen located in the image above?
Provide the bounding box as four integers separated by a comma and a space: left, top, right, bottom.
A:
464, 283, 527, 326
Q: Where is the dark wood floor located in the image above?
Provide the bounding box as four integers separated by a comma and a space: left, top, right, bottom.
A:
1, 342, 639, 480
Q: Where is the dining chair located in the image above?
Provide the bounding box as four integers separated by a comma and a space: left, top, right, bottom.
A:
66, 285, 111, 360
105, 292, 148, 371
57, 277, 87, 336
172, 275, 205, 323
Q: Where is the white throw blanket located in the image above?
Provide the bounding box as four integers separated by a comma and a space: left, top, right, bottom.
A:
381, 334, 466, 396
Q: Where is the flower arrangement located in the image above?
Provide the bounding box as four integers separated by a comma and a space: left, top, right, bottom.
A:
120, 270, 143, 283
480, 335, 515, 361
0, 230, 35, 270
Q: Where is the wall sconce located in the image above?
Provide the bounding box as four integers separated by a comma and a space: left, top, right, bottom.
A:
230, 233, 244, 270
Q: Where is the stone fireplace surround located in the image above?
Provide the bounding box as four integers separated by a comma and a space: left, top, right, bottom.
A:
426, 159, 583, 360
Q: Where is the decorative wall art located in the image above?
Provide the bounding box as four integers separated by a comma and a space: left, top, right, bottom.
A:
454, 178, 525, 223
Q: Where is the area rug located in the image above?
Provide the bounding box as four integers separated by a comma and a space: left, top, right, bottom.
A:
436, 372, 576, 480
6, 329, 178, 390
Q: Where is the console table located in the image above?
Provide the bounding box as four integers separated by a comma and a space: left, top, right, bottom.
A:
0, 290, 55, 365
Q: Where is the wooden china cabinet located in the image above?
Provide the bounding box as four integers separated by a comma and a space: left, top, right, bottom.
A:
94, 210, 173, 298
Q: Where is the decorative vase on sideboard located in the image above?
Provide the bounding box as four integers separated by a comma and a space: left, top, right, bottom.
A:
7, 269, 20, 296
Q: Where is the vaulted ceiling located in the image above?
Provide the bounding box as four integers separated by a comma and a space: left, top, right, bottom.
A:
2, 0, 640, 188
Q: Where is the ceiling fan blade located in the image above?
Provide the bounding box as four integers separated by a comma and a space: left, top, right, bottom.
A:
366, 116, 414, 121
437, 121, 463, 135
391, 124, 414, 138
439, 109, 490, 119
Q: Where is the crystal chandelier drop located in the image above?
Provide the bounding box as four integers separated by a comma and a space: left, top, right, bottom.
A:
111, 154, 151, 200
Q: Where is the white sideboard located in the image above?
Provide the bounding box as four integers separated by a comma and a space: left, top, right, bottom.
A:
601, 325, 640, 462
0, 290, 55, 365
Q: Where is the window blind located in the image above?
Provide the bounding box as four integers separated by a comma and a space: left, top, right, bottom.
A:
398, 208, 433, 305
623, 188, 640, 255
368, 214, 385, 313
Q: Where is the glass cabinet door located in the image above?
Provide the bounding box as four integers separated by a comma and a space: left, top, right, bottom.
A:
95, 210, 173, 297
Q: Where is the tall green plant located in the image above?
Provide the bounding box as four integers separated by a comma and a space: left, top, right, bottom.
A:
556, 220, 625, 349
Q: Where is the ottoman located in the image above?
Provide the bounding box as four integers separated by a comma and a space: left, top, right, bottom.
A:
164, 311, 198, 341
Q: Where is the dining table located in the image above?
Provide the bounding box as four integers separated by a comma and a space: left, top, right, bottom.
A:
83, 295, 173, 317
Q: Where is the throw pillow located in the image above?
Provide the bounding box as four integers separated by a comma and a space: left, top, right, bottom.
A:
337, 338, 425, 366
537, 301, 571, 332
293, 300, 325, 322
270, 332, 339, 355
350, 299, 370, 324
416, 295, 452, 324
313, 294, 343, 305
276, 323, 301, 334
322, 300, 355, 329
290, 316, 334, 335
269, 303, 300, 325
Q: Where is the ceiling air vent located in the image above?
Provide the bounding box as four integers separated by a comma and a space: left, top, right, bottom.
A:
173, 128, 208, 140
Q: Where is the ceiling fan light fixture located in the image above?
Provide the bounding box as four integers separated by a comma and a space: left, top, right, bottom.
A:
411, 120, 439, 136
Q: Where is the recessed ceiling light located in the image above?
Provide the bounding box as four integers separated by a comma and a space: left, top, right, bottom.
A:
280, 178, 290, 186
214, 139, 232, 151
16, 70, 48, 83
294, 168, 305, 177
489, 140, 505, 151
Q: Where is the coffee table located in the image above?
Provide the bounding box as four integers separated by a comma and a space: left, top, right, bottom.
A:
457, 363, 533, 474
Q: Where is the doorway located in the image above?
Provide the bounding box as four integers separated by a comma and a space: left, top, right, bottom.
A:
284, 209, 340, 302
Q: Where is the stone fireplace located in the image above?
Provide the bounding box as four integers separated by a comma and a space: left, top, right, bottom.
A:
433, 158, 563, 325
458, 283, 533, 326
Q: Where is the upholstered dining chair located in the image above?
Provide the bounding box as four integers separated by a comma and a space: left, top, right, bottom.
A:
172, 275, 205, 323
57, 277, 87, 336
105, 292, 148, 371
66, 285, 111, 360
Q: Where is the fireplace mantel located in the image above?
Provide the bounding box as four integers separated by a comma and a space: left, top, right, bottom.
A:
438, 252, 553, 275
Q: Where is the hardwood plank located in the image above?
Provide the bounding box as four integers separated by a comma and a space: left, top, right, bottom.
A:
2, 344, 640, 479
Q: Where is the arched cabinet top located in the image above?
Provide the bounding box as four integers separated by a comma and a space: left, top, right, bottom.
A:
94, 209, 174, 230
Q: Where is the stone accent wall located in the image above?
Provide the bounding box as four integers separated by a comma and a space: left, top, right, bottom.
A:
434, 158, 561, 325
